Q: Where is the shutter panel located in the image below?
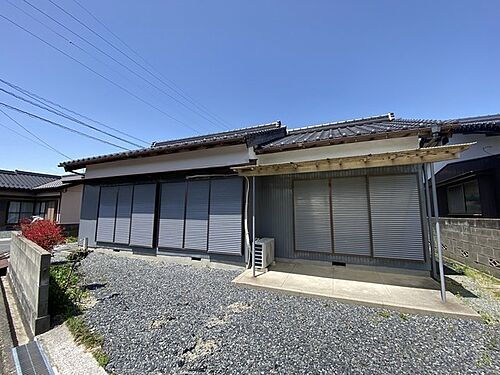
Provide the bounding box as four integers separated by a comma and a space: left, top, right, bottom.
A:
294, 179, 332, 253
130, 184, 156, 248
184, 180, 209, 251
79, 185, 100, 247
158, 182, 186, 248
369, 175, 424, 260
208, 178, 243, 255
331, 177, 371, 256
96, 186, 118, 243
114, 185, 133, 244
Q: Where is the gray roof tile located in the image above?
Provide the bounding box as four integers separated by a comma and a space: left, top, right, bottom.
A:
0, 170, 60, 190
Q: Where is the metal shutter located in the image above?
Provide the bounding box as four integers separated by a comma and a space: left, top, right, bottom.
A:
294, 179, 332, 253
158, 182, 186, 248
130, 184, 156, 248
331, 177, 371, 256
114, 185, 133, 244
368, 175, 424, 260
208, 177, 243, 255
96, 186, 118, 243
79, 185, 100, 247
184, 180, 210, 251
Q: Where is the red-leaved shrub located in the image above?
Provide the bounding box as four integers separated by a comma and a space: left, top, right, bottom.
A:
20, 219, 65, 252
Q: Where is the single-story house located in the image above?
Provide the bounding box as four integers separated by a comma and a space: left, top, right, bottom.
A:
59, 113, 471, 274
0, 169, 83, 235
433, 114, 500, 218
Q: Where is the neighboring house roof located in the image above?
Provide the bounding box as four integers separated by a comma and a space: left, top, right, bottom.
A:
0, 169, 60, 190
452, 114, 500, 135
33, 174, 83, 190
256, 113, 457, 154
59, 122, 285, 171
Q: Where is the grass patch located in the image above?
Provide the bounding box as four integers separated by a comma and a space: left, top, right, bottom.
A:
446, 258, 500, 297
49, 251, 109, 368
479, 312, 499, 325
476, 352, 492, 368
65, 236, 78, 244
377, 310, 391, 318
399, 313, 409, 321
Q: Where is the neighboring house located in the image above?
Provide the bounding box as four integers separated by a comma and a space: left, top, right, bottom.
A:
59, 114, 470, 273
0, 169, 83, 235
433, 114, 500, 218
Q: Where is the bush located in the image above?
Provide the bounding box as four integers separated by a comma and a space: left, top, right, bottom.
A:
21, 219, 65, 252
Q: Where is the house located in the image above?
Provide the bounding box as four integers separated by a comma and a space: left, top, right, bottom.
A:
0, 170, 84, 235
59, 113, 471, 276
433, 114, 500, 218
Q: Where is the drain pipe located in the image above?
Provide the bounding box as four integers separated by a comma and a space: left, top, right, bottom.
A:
252, 176, 256, 277
423, 165, 437, 279
429, 163, 446, 302
243, 176, 251, 267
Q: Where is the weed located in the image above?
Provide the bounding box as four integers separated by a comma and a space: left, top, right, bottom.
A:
377, 310, 391, 318
480, 312, 499, 325
476, 352, 492, 368
65, 236, 78, 244
93, 349, 110, 367
399, 313, 409, 321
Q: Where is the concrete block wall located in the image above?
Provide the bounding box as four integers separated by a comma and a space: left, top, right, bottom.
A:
7, 232, 51, 336
438, 218, 500, 278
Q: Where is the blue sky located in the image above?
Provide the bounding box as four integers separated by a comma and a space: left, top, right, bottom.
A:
0, 1, 499, 174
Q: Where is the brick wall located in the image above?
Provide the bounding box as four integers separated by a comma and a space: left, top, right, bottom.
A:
438, 218, 500, 278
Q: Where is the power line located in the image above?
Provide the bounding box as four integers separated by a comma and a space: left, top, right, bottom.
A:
71, 0, 232, 130
0, 101, 129, 150
47, 0, 229, 131
0, 109, 71, 159
0, 77, 149, 146
0, 13, 200, 134
0, 86, 144, 148
20, 0, 214, 133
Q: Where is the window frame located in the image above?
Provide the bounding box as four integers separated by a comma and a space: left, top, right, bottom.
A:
447, 179, 482, 216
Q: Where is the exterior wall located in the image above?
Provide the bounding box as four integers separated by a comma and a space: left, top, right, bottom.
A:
7, 232, 51, 335
434, 133, 500, 172
59, 184, 83, 224
257, 137, 419, 165
438, 217, 500, 278
85, 144, 252, 179
256, 164, 431, 271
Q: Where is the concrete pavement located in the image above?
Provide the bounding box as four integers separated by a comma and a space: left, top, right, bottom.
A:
233, 262, 481, 320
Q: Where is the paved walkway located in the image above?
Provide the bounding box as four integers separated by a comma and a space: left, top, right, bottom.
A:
233, 262, 480, 320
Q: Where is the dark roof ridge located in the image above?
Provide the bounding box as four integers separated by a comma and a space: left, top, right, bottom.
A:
0, 169, 60, 178
153, 121, 281, 147
288, 113, 394, 135
451, 113, 500, 123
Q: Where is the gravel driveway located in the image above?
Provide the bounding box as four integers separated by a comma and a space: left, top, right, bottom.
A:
79, 252, 499, 374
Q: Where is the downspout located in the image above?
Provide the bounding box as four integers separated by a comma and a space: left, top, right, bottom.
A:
430, 163, 446, 302
423, 165, 437, 279
252, 176, 256, 277
243, 176, 251, 268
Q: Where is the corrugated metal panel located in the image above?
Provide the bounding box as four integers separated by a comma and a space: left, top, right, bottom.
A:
96, 186, 118, 243
293, 179, 332, 253
208, 177, 243, 255
184, 180, 210, 251
369, 174, 424, 260
331, 176, 371, 256
256, 165, 429, 271
130, 184, 156, 247
78, 185, 100, 247
114, 185, 133, 244
158, 182, 186, 248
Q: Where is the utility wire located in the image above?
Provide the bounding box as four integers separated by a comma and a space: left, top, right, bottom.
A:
21, 0, 214, 133
0, 13, 200, 133
0, 101, 129, 150
0, 86, 143, 148
48, 0, 229, 131
71, 0, 232, 129
0, 77, 149, 146
0, 109, 71, 159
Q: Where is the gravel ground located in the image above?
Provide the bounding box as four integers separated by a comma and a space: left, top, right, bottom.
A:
78, 252, 499, 375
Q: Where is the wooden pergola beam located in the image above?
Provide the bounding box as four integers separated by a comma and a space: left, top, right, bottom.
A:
233, 143, 474, 176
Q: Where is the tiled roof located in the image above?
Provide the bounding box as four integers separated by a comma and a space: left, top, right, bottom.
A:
59, 122, 285, 170
257, 114, 457, 153
33, 174, 83, 190
453, 114, 500, 134
0, 170, 60, 190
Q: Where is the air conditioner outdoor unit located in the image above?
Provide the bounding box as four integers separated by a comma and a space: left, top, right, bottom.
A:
254, 238, 275, 270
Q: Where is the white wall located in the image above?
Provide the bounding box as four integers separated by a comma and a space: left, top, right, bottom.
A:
257, 136, 419, 165
85, 144, 251, 179
59, 184, 83, 224
434, 133, 500, 172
